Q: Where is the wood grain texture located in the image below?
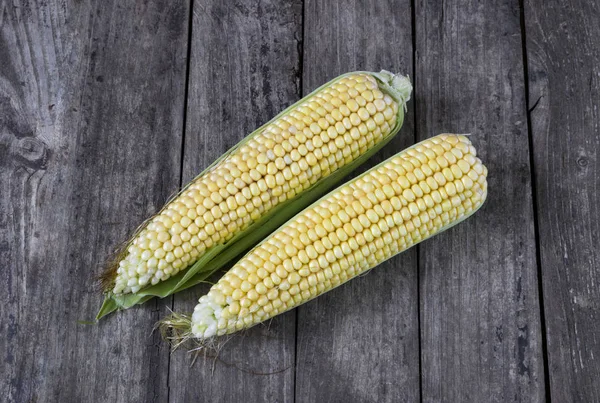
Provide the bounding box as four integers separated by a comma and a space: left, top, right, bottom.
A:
296, 1, 419, 402
0, 1, 188, 402
524, 0, 600, 401
3, 0, 599, 401
415, 0, 546, 401
167, 1, 302, 402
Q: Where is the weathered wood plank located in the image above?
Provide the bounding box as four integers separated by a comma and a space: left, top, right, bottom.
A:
0, 1, 188, 402
415, 0, 546, 401
523, 1, 600, 401
168, 1, 302, 401
295, 1, 419, 402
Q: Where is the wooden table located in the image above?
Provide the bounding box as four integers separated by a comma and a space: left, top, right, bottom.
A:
1, 0, 598, 402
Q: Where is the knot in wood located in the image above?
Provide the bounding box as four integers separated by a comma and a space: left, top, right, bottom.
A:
13, 137, 49, 170
577, 156, 588, 168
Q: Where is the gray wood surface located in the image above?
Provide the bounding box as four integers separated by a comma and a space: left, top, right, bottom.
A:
295, 1, 419, 402
0, 1, 188, 402
415, 0, 546, 401
2, 0, 599, 402
524, 0, 600, 401
168, 1, 302, 402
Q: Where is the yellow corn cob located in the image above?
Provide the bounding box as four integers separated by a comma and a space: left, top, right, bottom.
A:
104, 71, 411, 297
162, 134, 487, 340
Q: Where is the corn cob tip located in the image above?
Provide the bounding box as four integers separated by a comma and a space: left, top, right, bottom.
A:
372, 70, 412, 108
190, 294, 226, 338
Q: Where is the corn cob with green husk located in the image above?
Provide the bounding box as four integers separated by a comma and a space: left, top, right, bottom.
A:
97, 71, 412, 319
160, 134, 488, 341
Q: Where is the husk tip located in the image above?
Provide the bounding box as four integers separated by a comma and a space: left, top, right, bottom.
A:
373, 70, 412, 109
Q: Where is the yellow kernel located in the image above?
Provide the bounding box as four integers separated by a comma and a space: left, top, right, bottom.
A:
398, 176, 410, 189
240, 281, 252, 292
280, 290, 291, 302
317, 118, 329, 130
247, 289, 259, 301
468, 170, 479, 181
445, 182, 457, 196
260, 274, 273, 287
347, 99, 359, 112
473, 161, 485, 175
403, 188, 415, 202
228, 302, 240, 315
357, 107, 370, 121
457, 159, 471, 174
288, 272, 301, 285
408, 202, 419, 216
444, 151, 457, 164
434, 172, 446, 186
426, 176, 438, 190
266, 288, 279, 301
257, 295, 269, 307
331, 109, 343, 122
442, 167, 454, 181
255, 283, 268, 295
442, 199, 452, 212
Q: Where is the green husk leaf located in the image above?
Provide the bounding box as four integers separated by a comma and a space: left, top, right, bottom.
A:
96, 70, 411, 320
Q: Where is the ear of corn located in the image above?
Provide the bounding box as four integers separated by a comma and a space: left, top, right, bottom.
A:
97, 71, 412, 319
160, 134, 488, 341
